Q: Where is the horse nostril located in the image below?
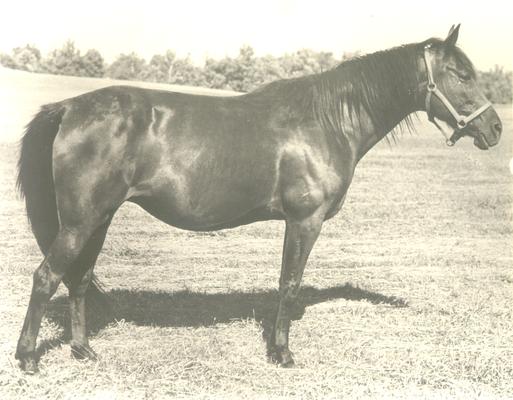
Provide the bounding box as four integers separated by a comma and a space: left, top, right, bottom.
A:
493, 122, 502, 135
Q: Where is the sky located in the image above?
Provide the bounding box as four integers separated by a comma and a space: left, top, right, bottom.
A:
0, 0, 512, 71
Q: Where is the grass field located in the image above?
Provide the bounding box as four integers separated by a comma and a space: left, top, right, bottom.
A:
0, 68, 512, 399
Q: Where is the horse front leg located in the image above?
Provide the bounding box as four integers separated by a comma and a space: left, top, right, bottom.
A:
269, 210, 325, 367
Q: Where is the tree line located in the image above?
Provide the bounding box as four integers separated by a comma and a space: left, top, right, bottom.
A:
1, 41, 511, 103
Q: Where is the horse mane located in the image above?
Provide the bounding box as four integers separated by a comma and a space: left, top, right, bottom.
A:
311, 43, 422, 141
249, 39, 476, 143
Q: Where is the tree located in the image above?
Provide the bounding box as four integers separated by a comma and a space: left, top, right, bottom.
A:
248, 55, 286, 89
138, 50, 204, 85
168, 57, 205, 86
279, 49, 338, 78
1, 40, 510, 103
11, 45, 42, 72
107, 53, 146, 80
478, 66, 512, 104
341, 50, 362, 61
202, 57, 232, 89
141, 50, 176, 82
203, 45, 257, 91
43, 41, 83, 76
0, 53, 16, 69
81, 49, 105, 77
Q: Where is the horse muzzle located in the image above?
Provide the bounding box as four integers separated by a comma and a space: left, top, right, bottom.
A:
473, 133, 490, 150
471, 117, 502, 150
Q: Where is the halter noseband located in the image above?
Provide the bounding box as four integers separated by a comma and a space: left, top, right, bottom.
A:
423, 44, 492, 146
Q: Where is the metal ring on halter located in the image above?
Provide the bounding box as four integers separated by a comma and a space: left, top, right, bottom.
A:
457, 120, 467, 129
427, 83, 436, 92
447, 130, 463, 147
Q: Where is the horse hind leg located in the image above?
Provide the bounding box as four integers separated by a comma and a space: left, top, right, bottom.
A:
62, 217, 113, 361
15, 217, 110, 373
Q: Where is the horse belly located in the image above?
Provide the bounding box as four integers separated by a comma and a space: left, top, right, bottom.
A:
128, 145, 282, 231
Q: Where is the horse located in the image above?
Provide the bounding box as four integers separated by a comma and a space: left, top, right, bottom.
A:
15, 25, 502, 373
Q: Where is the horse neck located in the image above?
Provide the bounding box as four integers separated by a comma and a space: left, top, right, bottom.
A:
351, 89, 423, 159
314, 44, 425, 159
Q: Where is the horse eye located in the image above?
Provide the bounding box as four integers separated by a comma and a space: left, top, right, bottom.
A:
448, 67, 470, 83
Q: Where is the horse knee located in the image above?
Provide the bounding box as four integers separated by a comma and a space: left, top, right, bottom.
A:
31, 263, 60, 301
32, 229, 93, 298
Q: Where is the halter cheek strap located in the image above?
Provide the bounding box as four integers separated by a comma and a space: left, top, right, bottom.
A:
423, 44, 492, 146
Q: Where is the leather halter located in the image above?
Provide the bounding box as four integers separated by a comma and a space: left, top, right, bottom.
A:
423, 44, 492, 146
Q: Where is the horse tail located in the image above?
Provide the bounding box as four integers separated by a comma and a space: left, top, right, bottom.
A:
17, 103, 63, 252
17, 103, 110, 308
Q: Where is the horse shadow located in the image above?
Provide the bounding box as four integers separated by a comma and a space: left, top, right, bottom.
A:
41, 283, 407, 358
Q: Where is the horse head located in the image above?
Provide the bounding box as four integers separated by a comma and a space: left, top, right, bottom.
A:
421, 24, 502, 150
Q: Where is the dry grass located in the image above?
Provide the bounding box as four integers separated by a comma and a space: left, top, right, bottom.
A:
0, 70, 512, 399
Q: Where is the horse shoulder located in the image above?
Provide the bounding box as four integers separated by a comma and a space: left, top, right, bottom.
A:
277, 137, 348, 220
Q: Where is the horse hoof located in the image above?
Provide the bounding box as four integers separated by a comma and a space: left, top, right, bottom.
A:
269, 348, 295, 368
71, 344, 98, 361
279, 350, 295, 368
17, 356, 39, 374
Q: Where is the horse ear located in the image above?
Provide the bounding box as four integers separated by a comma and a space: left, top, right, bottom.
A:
444, 24, 461, 47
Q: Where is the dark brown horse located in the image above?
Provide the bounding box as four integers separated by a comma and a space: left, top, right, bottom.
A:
16, 25, 502, 373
